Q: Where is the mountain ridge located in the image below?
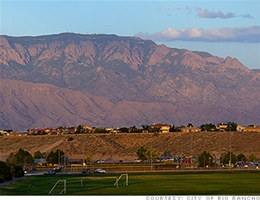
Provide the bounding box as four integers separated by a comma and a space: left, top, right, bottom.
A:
0, 33, 259, 131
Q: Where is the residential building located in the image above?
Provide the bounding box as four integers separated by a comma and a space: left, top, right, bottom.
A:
181, 126, 201, 133
151, 123, 171, 133
216, 122, 228, 131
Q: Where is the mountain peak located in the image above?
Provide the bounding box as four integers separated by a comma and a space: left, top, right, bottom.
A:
0, 33, 259, 130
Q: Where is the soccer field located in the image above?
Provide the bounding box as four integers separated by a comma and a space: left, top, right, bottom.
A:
0, 171, 260, 195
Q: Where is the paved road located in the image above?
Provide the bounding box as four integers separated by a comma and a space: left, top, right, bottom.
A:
0, 176, 28, 187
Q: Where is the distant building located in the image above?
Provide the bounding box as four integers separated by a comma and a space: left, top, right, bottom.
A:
82, 125, 93, 133
150, 123, 171, 133
181, 126, 201, 133
216, 122, 228, 131
242, 125, 260, 133
33, 158, 47, 166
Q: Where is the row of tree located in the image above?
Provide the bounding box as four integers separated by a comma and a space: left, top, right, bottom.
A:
0, 148, 65, 183
136, 145, 257, 167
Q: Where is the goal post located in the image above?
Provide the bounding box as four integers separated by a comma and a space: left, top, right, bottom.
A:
114, 173, 128, 188
48, 179, 66, 195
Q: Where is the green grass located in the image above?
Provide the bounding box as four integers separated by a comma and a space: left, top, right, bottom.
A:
0, 171, 260, 195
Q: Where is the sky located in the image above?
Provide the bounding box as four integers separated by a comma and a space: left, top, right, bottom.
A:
0, 0, 259, 69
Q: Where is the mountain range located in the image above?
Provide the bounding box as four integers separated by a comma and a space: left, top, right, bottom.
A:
0, 33, 260, 131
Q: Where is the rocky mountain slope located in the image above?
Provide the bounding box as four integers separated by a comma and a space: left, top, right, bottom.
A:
0, 33, 260, 131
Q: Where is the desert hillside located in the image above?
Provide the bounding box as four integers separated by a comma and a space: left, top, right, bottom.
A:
0, 132, 259, 162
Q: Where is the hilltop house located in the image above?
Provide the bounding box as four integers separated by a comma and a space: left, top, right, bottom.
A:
181, 126, 201, 133
216, 122, 228, 131
27, 127, 53, 135
241, 125, 260, 133
150, 123, 171, 133
82, 125, 93, 133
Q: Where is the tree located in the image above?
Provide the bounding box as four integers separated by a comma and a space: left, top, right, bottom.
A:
142, 125, 150, 131
187, 123, 193, 127
151, 126, 161, 133
129, 126, 140, 133
14, 148, 33, 166
46, 151, 57, 164
75, 125, 83, 133
225, 122, 238, 131
0, 161, 12, 182
249, 154, 257, 162
198, 151, 214, 167
137, 145, 158, 161
94, 128, 107, 133
221, 151, 237, 166
237, 153, 247, 163
46, 149, 64, 165
200, 123, 216, 132
6, 153, 17, 166
34, 150, 43, 158
119, 127, 129, 133
169, 125, 175, 132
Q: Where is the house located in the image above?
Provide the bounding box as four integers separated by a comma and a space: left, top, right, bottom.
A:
64, 127, 75, 134
236, 125, 245, 132
33, 158, 47, 166
0, 129, 8, 135
82, 125, 93, 133
105, 127, 114, 133
216, 122, 228, 131
27, 127, 53, 135
181, 126, 201, 133
150, 123, 171, 133
242, 125, 260, 133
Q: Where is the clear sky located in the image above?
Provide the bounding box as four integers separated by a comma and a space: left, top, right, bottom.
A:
1, 0, 259, 69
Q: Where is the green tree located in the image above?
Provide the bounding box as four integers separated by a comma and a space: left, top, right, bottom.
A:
0, 161, 12, 182
46, 149, 64, 165
187, 123, 193, 127
237, 153, 247, 163
221, 151, 237, 166
6, 153, 17, 166
46, 151, 57, 164
129, 126, 140, 133
225, 122, 238, 131
198, 151, 214, 167
75, 125, 83, 133
14, 148, 33, 166
119, 127, 129, 133
169, 125, 175, 132
151, 127, 161, 133
94, 128, 107, 133
137, 145, 158, 161
142, 125, 150, 131
34, 150, 43, 158
249, 154, 257, 162
200, 123, 216, 132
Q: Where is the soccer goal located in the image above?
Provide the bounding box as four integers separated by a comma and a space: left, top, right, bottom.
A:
114, 173, 128, 188
48, 179, 66, 194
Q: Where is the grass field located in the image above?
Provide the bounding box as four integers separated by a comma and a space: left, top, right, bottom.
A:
0, 171, 260, 195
